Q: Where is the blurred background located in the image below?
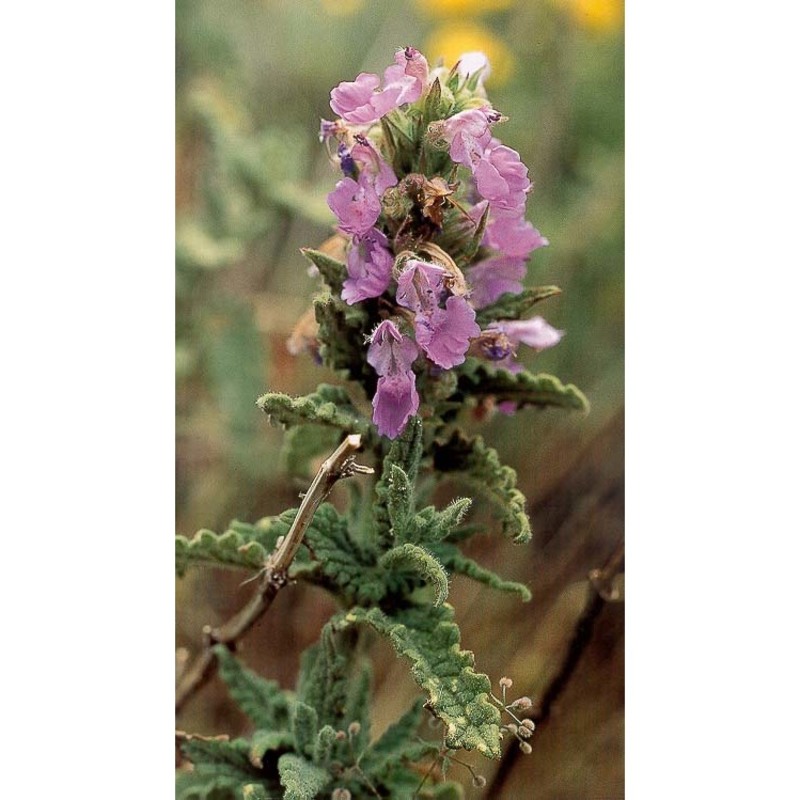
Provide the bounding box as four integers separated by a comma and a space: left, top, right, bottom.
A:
176, 0, 623, 797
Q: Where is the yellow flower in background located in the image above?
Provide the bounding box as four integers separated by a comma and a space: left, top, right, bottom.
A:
555, 0, 623, 31
320, 0, 366, 15
414, 0, 515, 15
425, 21, 514, 86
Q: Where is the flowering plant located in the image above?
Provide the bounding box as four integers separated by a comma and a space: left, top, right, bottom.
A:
177, 46, 587, 799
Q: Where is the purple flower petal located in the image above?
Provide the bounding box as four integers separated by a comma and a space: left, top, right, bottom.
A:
350, 137, 398, 196
367, 319, 419, 375
415, 295, 480, 369
467, 255, 527, 308
396, 259, 446, 316
382, 46, 429, 105
488, 317, 564, 352
485, 213, 548, 259
372, 370, 420, 439
442, 108, 495, 166
327, 177, 381, 236
342, 228, 394, 304
330, 72, 383, 124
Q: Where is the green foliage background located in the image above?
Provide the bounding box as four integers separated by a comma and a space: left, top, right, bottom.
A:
176, 1, 623, 797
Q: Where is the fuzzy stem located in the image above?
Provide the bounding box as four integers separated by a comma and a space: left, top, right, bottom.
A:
175, 434, 373, 714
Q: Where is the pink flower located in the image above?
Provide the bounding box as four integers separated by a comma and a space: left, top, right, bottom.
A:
467, 255, 527, 308
329, 48, 429, 126
367, 319, 420, 439
350, 136, 398, 196
367, 319, 419, 375
473, 142, 531, 211
483, 317, 564, 371
342, 229, 395, 304
484, 213, 548, 259
396, 259, 446, 316
441, 108, 497, 166
415, 295, 480, 369
372, 371, 419, 439
327, 176, 381, 236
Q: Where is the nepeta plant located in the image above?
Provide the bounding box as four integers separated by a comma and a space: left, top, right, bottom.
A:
176, 46, 588, 800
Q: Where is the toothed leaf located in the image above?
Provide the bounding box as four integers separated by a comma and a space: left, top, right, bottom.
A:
277, 753, 331, 800
380, 543, 449, 606
375, 418, 424, 543
291, 702, 319, 759
457, 360, 589, 413
475, 285, 563, 325
177, 738, 263, 800
430, 542, 532, 601
257, 384, 369, 434
333, 605, 502, 758
433, 431, 532, 544
301, 247, 346, 293
248, 730, 295, 769
213, 646, 291, 731
176, 529, 269, 575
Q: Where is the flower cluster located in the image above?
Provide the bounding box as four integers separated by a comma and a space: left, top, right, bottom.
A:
320, 46, 563, 439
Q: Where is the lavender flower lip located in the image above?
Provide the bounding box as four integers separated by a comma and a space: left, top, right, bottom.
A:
318, 45, 562, 438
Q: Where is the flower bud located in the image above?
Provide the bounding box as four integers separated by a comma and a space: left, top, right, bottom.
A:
510, 696, 532, 710
519, 741, 533, 755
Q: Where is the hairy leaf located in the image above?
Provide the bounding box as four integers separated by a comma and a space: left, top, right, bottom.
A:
380, 543, 449, 606
291, 702, 319, 760
474, 286, 563, 325
257, 384, 369, 434
313, 294, 373, 384
333, 605, 502, 758
177, 738, 262, 800
360, 698, 428, 777
404, 498, 472, 547
457, 360, 590, 413
241, 785, 272, 800
277, 753, 331, 800
301, 247, 346, 294
248, 730, 295, 769
176, 529, 268, 576
375, 418, 424, 543
433, 431, 532, 544
213, 646, 291, 731
430, 542, 532, 601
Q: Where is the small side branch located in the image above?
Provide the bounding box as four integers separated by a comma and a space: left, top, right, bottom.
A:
175, 434, 373, 715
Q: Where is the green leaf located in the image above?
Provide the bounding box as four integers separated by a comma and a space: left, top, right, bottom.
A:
342, 663, 372, 750
457, 360, 590, 413
430, 542, 532, 601
213, 646, 291, 731
433, 431, 532, 544
177, 738, 263, 800
175, 528, 268, 576
176, 514, 300, 576
360, 698, 428, 777
280, 422, 342, 478
257, 384, 369, 434
474, 285, 563, 325
277, 753, 331, 800
313, 725, 337, 765
291, 701, 319, 759
333, 605, 502, 758
248, 730, 295, 768
313, 294, 373, 383
375, 418, 424, 544
380, 543, 449, 606
301, 247, 346, 294
405, 498, 472, 547
386, 464, 415, 539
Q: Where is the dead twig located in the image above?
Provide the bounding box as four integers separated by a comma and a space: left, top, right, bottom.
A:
175, 434, 373, 715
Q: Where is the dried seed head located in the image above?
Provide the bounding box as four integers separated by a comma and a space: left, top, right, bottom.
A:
520, 718, 536, 731
519, 741, 533, 755
511, 696, 533, 710
499, 676, 513, 690
472, 775, 487, 788
347, 721, 361, 737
